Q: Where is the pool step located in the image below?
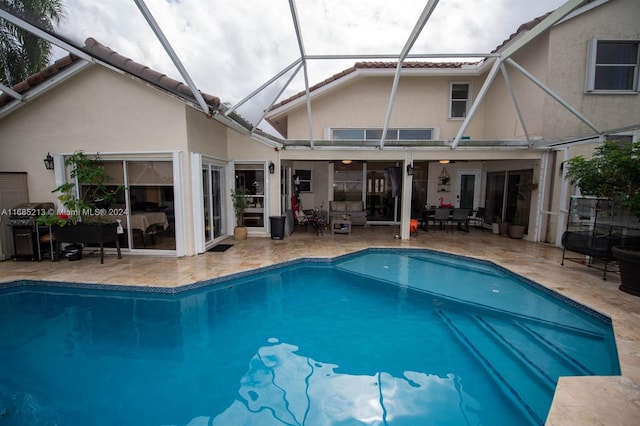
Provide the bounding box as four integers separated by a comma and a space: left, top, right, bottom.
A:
437, 309, 591, 425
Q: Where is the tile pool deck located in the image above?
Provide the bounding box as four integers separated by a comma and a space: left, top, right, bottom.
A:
1, 225, 639, 425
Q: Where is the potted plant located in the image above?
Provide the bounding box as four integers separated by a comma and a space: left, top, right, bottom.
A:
565, 140, 640, 295
231, 187, 251, 240
36, 151, 123, 263
498, 216, 510, 236
492, 216, 500, 234
509, 180, 538, 239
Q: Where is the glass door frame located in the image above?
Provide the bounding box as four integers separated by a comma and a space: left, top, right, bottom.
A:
202, 160, 227, 250
192, 154, 227, 254
455, 169, 481, 209
233, 161, 268, 235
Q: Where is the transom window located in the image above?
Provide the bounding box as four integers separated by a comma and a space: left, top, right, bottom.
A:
586, 40, 639, 92
450, 83, 470, 118
332, 128, 433, 140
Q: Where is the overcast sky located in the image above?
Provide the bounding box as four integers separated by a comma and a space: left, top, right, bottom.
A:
53, 0, 568, 124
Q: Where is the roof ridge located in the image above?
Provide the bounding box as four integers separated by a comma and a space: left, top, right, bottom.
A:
268, 8, 567, 114
1, 38, 221, 112
0, 55, 80, 108
83, 37, 220, 109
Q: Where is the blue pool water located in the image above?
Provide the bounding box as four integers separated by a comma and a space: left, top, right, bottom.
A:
0, 249, 620, 425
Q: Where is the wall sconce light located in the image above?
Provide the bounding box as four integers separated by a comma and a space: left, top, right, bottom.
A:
268, 161, 275, 174
406, 164, 414, 176
438, 159, 450, 164
43, 153, 54, 170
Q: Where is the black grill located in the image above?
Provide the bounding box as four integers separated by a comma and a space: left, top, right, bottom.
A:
8, 202, 54, 260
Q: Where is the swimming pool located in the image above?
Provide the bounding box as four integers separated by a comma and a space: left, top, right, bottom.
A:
0, 248, 620, 425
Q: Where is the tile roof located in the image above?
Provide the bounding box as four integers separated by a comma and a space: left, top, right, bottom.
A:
269, 61, 476, 111
0, 38, 220, 112
83, 38, 220, 110
0, 54, 80, 108
267, 9, 560, 114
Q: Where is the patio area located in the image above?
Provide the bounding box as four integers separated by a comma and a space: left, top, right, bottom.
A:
1, 225, 639, 424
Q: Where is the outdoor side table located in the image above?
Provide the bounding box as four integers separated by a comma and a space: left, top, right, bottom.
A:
331, 219, 351, 235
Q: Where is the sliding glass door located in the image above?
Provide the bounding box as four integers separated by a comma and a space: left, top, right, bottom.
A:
80, 159, 176, 251
202, 162, 226, 247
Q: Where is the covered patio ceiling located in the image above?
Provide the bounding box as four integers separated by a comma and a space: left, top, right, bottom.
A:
1, 0, 637, 150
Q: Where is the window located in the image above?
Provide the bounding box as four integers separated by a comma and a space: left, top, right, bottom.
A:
235, 163, 265, 228
295, 169, 312, 192
586, 40, 639, 92
333, 129, 365, 140
332, 128, 432, 140
450, 83, 470, 118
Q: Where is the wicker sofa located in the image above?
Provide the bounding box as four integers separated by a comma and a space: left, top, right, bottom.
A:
329, 200, 367, 226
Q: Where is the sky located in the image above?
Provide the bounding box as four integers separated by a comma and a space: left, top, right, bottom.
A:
50, 0, 568, 126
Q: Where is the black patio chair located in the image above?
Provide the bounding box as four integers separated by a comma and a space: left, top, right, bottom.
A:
468, 207, 487, 231
433, 208, 452, 232
451, 208, 471, 232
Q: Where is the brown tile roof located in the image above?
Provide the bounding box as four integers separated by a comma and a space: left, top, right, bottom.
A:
268, 61, 474, 112
0, 54, 81, 108
83, 38, 220, 110
492, 11, 554, 53
0, 38, 220, 112
268, 9, 563, 114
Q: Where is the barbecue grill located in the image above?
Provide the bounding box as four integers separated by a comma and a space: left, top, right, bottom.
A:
7, 202, 55, 260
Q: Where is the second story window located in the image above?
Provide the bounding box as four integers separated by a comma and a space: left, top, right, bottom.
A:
450, 83, 470, 118
332, 128, 433, 140
586, 40, 639, 92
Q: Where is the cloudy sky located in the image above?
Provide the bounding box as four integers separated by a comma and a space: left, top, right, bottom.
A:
52, 0, 567, 124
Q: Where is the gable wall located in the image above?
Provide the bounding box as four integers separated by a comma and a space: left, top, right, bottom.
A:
285, 74, 489, 140
542, 0, 640, 139
0, 65, 188, 203
185, 107, 228, 158
482, 34, 550, 140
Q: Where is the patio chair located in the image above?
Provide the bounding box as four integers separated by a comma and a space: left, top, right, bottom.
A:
451, 208, 471, 232
468, 207, 487, 230
291, 196, 322, 235
433, 208, 452, 232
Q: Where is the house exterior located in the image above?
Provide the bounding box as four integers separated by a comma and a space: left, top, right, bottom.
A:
0, 0, 638, 260
267, 0, 639, 243
0, 40, 281, 260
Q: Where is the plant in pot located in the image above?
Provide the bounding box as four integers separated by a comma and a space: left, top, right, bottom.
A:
36, 151, 123, 263
565, 140, 640, 295
509, 180, 538, 239
498, 216, 510, 236
231, 187, 251, 240
492, 216, 501, 234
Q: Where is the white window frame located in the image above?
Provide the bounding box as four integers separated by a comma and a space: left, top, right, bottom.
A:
449, 82, 471, 119
295, 169, 312, 192
331, 128, 434, 140
585, 39, 640, 93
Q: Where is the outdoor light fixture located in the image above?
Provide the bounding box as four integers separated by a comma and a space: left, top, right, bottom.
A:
406, 164, 414, 176
43, 153, 54, 170
268, 161, 275, 174
438, 159, 450, 164
341, 160, 352, 165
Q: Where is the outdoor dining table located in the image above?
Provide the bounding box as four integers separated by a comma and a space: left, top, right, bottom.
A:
420, 208, 470, 232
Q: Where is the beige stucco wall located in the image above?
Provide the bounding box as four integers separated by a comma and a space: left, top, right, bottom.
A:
285, 74, 489, 141
483, 34, 550, 140
542, 0, 640, 139
0, 65, 227, 255
0, 65, 188, 204
185, 107, 228, 158
227, 130, 281, 219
